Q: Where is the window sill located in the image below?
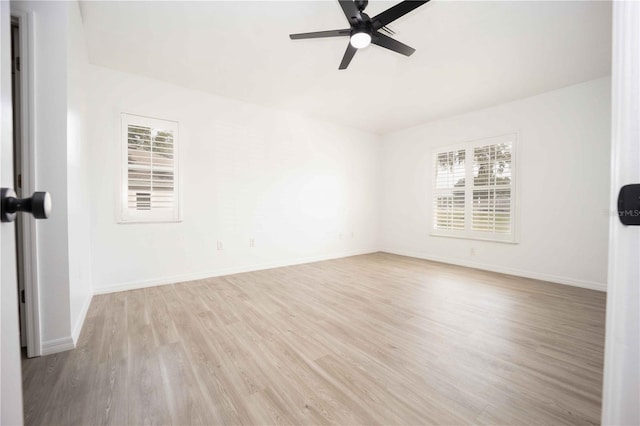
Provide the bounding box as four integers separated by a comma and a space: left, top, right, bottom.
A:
117, 218, 183, 225
429, 232, 518, 244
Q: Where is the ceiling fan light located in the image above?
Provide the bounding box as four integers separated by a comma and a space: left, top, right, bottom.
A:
350, 32, 371, 49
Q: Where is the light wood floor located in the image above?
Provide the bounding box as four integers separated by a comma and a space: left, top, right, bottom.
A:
22, 253, 606, 425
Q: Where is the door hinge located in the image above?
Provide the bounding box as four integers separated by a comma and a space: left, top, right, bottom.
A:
16, 57, 20, 72
21, 289, 25, 304
17, 174, 22, 189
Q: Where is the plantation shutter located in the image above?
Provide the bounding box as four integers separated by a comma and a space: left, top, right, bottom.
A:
433, 149, 466, 230
471, 143, 512, 234
121, 114, 180, 222
432, 134, 515, 242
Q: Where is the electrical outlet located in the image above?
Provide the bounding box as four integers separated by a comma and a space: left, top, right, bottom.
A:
249, 238, 255, 248
217, 241, 224, 250
470, 247, 476, 256
351, 232, 355, 239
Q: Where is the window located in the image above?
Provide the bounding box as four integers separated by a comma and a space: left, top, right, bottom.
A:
432, 134, 516, 242
120, 113, 180, 222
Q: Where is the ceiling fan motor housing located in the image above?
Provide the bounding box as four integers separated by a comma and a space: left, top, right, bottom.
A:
351, 18, 373, 37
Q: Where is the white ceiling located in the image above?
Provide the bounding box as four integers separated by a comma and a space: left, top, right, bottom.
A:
79, 1, 612, 134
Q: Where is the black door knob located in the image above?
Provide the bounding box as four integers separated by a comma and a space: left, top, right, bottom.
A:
1, 188, 52, 223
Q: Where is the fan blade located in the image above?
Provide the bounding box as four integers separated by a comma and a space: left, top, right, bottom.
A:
371, 0, 430, 30
290, 29, 351, 40
372, 32, 415, 56
339, 43, 357, 69
339, 0, 360, 25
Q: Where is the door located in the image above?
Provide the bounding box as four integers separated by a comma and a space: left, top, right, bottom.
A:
1, 0, 25, 424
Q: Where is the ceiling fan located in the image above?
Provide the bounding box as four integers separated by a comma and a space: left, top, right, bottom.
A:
289, 0, 430, 70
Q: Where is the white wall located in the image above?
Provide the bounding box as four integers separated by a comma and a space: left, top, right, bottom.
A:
67, 0, 93, 344
87, 65, 380, 293
380, 77, 611, 290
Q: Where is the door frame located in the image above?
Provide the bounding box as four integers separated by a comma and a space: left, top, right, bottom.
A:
601, 1, 640, 424
10, 7, 41, 358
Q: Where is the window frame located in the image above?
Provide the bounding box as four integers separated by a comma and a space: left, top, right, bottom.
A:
431, 133, 518, 243
118, 112, 182, 224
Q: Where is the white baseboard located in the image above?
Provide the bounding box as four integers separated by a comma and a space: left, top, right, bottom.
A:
72, 293, 93, 345
94, 248, 379, 295
380, 248, 607, 292
40, 294, 93, 356
41, 336, 75, 355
